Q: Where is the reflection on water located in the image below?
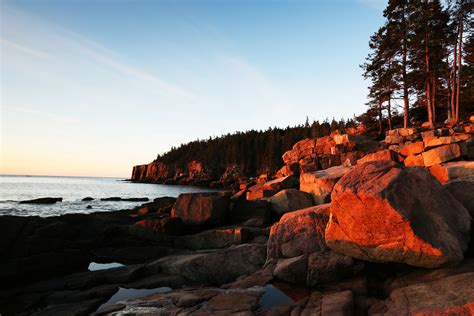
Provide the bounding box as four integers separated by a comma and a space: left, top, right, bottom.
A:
97, 287, 172, 311
88, 262, 124, 271
271, 281, 311, 302
259, 284, 295, 309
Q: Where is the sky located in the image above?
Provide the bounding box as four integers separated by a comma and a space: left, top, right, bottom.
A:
0, 0, 386, 177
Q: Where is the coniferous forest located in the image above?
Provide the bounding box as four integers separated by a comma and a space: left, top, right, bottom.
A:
157, 118, 354, 176
155, 0, 473, 177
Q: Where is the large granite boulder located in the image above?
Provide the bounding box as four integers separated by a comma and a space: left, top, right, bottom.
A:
134, 217, 183, 235
268, 189, 313, 217
444, 180, 474, 216
300, 165, 352, 204
266, 205, 356, 286
174, 227, 250, 250
171, 193, 230, 226
229, 198, 270, 225
135, 197, 176, 215
325, 161, 471, 268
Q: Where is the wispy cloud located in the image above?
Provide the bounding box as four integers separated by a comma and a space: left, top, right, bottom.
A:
221, 56, 290, 108
0, 38, 52, 59
1, 6, 199, 102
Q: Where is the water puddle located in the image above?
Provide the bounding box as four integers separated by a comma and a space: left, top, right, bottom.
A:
97, 287, 172, 311
259, 284, 295, 309
88, 262, 124, 271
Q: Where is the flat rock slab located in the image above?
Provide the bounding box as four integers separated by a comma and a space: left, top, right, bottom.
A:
357, 149, 399, 165
382, 272, 474, 315
156, 244, 267, 285
429, 161, 474, 183
422, 143, 462, 167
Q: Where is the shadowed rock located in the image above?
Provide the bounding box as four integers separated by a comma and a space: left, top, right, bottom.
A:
266, 204, 356, 286
379, 272, 474, 315
171, 192, 230, 226
155, 244, 266, 285
19, 197, 62, 204
101, 197, 149, 202
268, 189, 313, 217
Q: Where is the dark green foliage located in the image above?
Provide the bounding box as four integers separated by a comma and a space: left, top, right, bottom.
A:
155, 118, 352, 177
361, 0, 473, 129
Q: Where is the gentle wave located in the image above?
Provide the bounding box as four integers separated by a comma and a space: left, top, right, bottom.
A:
0, 175, 216, 217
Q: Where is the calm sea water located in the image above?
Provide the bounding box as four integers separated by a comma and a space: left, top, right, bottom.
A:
0, 175, 215, 217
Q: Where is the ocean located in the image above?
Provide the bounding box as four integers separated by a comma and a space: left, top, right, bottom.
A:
0, 175, 215, 217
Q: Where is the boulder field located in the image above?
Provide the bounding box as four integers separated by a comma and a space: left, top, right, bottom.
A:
2, 123, 474, 315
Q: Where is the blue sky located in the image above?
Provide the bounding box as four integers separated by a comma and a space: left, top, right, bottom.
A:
1, 0, 386, 177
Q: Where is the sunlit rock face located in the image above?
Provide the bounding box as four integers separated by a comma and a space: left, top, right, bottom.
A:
356, 149, 400, 165
299, 165, 352, 205
265, 204, 357, 286
325, 161, 471, 268
131, 161, 174, 182
171, 192, 230, 226
246, 176, 298, 201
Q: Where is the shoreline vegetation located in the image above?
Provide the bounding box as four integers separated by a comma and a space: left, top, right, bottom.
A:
1, 1, 473, 315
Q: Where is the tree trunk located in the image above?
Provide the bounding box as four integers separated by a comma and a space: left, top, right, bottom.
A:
402, 4, 409, 128
387, 98, 392, 130
432, 73, 436, 123
455, 5, 464, 122
448, 68, 454, 120
425, 39, 434, 128
451, 40, 458, 120
378, 101, 383, 135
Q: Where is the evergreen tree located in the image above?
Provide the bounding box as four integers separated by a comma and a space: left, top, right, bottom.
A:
407, 0, 450, 127
384, 0, 411, 128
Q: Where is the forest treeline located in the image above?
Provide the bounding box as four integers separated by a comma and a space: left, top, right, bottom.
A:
360, 0, 473, 132
154, 0, 473, 177
157, 118, 355, 176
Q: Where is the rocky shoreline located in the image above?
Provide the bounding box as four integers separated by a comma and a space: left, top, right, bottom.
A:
1, 121, 473, 315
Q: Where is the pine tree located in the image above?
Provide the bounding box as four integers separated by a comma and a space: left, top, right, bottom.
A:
384, 0, 411, 128
362, 25, 401, 131
407, 0, 451, 127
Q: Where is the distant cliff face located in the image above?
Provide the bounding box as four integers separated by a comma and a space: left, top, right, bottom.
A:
131, 161, 175, 182
131, 160, 219, 186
